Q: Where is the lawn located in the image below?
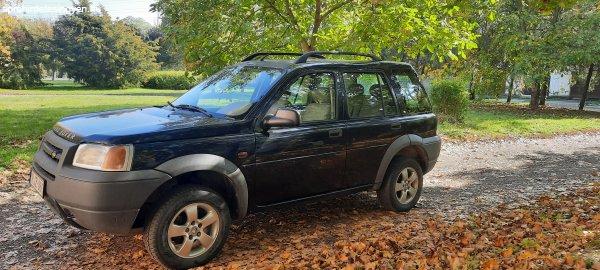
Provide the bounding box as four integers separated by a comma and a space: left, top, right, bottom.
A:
440, 103, 600, 140
0, 81, 185, 170
1, 82, 600, 170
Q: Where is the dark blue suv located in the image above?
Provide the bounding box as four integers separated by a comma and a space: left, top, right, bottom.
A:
30, 52, 441, 269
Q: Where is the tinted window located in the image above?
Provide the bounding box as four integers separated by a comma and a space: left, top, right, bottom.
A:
343, 73, 396, 118
268, 73, 336, 123
391, 72, 431, 114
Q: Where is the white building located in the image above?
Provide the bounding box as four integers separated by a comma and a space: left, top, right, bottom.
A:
548, 72, 571, 97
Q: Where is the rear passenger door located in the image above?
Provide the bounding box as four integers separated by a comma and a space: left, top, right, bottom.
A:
342, 71, 405, 187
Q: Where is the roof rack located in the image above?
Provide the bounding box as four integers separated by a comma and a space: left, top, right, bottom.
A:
242, 52, 305, 62
241, 51, 381, 63
294, 51, 381, 64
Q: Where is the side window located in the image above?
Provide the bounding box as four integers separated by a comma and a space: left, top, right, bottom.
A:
391, 72, 432, 114
343, 73, 397, 118
267, 73, 336, 123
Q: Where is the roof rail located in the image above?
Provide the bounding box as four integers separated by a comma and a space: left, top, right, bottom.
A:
242, 52, 305, 62
294, 51, 381, 64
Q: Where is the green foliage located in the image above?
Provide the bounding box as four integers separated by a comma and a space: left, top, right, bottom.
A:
551, 0, 600, 70
430, 79, 469, 122
473, 67, 508, 99
142, 70, 196, 90
53, 7, 158, 88
120, 16, 153, 40
451, 0, 600, 105
154, 0, 491, 75
0, 18, 52, 89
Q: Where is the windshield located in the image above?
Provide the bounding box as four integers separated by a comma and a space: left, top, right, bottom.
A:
173, 66, 283, 117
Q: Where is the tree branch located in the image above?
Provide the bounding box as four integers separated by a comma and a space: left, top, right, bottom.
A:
322, 0, 354, 20
283, 0, 302, 33
310, 0, 323, 46
264, 0, 293, 27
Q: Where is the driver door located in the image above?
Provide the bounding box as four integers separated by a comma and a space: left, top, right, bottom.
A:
253, 72, 347, 206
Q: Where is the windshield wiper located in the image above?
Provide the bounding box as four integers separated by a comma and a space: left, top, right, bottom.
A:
166, 102, 213, 117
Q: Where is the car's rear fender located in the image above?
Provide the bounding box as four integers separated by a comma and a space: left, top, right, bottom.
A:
372, 134, 441, 190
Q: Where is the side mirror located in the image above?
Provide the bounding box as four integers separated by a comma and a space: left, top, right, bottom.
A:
263, 109, 300, 130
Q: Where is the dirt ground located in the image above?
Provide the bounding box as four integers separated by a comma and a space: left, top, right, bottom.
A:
1, 133, 599, 269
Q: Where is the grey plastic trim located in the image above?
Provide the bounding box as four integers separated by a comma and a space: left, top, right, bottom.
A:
372, 135, 411, 190
155, 154, 248, 219
371, 135, 441, 190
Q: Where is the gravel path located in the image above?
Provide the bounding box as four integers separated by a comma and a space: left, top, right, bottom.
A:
1, 133, 599, 269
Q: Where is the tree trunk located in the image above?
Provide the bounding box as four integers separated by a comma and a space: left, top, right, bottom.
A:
468, 72, 475, 100
506, 74, 514, 103
530, 81, 540, 109
579, 63, 594, 110
300, 39, 315, 52
539, 79, 549, 106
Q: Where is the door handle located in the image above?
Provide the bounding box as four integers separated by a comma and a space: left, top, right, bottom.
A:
329, 128, 342, 138
391, 123, 402, 130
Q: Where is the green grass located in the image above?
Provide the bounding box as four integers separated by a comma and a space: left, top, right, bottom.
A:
439, 103, 600, 140
0, 81, 185, 170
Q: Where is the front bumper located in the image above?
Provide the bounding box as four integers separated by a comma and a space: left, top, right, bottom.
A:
31, 131, 171, 234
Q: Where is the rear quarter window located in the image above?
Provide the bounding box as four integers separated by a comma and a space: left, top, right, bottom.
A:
390, 71, 432, 114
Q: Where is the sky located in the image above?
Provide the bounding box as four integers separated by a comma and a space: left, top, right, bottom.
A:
2, 0, 160, 25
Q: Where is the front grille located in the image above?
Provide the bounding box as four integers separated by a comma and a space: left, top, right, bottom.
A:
33, 162, 55, 180
33, 130, 77, 182
41, 140, 62, 161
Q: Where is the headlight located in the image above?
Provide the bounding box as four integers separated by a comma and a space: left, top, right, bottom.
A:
73, 144, 134, 171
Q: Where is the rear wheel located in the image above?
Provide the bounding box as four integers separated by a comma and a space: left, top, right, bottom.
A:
143, 186, 230, 269
377, 158, 423, 212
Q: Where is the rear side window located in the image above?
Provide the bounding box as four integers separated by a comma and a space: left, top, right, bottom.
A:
391, 71, 432, 114
343, 72, 397, 118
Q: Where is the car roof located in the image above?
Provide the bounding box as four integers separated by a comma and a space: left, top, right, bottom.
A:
240, 59, 416, 73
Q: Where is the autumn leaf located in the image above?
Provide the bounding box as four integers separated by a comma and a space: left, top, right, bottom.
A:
481, 258, 500, 270
517, 250, 536, 260
501, 247, 513, 258
280, 251, 291, 259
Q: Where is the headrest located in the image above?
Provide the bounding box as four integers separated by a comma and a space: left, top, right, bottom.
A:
307, 87, 328, 103
347, 84, 364, 96
369, 84, 382, 98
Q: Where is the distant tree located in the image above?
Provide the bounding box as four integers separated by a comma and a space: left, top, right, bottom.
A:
0, 17, 52, 89
146, 26, 162, 41
53, 2, 158, 88
154, 0, 490, 75
120, 16, 153, 40
0, 14, 17, 70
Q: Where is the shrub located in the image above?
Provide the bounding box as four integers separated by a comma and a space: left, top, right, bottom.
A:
142, 70, 196, 90
430, 79, 469, 122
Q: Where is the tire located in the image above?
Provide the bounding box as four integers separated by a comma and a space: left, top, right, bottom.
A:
377, 157, 423, 212
143, 186, 231, 270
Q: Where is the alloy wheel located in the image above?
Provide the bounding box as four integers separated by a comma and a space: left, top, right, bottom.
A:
394, 167, 419, 204
167, 203, 220, 258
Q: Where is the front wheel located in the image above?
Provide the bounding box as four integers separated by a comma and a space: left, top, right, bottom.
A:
377, 158, 423, 212
143, 186, 231, 269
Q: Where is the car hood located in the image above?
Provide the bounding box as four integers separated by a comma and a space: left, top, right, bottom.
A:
55, 107, 237, 144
